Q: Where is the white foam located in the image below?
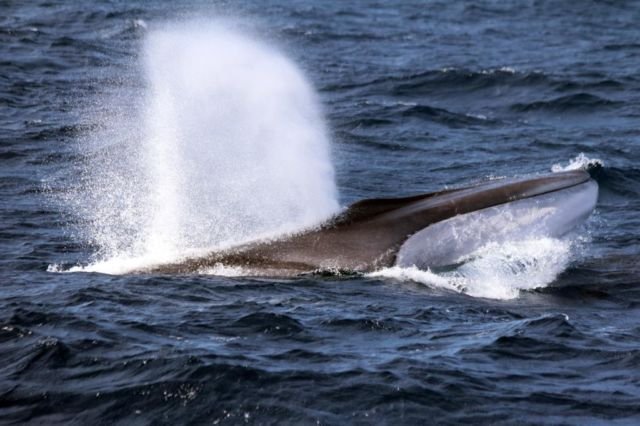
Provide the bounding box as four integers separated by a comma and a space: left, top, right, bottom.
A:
551, 153, 603, 172
198, 263, 246, 277
57, 20, 339, 274
133, 19, 148, 30
369, 237, 575, 300
46, 264, 64, 273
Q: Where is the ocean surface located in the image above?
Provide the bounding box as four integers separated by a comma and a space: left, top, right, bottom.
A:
2, 0, 640, 424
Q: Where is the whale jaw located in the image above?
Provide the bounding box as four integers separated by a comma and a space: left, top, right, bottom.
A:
395, 179, 598, 270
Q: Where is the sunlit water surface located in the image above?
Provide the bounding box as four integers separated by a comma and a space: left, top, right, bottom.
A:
1, 1, 639, 423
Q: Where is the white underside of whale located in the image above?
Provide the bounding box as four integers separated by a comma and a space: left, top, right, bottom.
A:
395, 180, 598, 269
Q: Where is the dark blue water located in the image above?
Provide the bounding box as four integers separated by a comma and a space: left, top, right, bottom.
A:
2, 1, 640, 424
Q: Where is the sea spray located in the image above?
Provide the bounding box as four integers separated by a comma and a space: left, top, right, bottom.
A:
64, 21, 339, 273
369, 237, 576, 300
551, 153, 604, 172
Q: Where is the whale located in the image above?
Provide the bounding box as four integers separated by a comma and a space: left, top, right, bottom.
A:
145, 169, 598, 276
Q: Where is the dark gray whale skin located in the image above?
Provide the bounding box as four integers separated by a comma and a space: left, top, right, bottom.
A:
146, 170, 593, 276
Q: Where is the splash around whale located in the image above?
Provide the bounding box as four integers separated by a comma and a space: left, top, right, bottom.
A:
144, 169, 598, 277
56, 22, 599, 291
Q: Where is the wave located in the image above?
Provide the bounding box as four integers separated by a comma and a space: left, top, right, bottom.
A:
398, 104, 494, 127
323, 68, 630, 121
551, 153, 604, 173
339, 101, 495, 131
325, 67, 551, 95
553, 79, 624, 92
593, 166, 640, 199
553, 154, 640, 199
510, 93, 618, 113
